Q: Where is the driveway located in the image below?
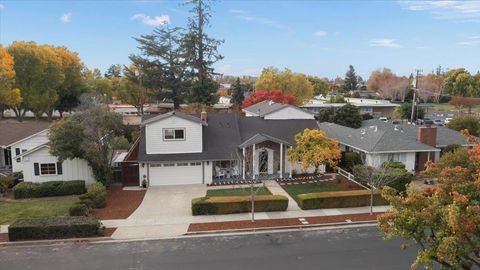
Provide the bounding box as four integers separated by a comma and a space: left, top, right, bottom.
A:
110, 184, 206, 239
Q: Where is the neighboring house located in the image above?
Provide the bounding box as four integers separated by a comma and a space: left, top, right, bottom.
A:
0, 120, 94, 184
301, 97, 400, 117
123, 111, 318, 187
319, 119, 474, 173
242, 100, 315, 120
0, 120, 50, 169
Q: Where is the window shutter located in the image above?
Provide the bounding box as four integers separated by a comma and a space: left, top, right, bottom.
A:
56, 162, 63, 175
15, 148, 20, 156
34, 163, 40, 176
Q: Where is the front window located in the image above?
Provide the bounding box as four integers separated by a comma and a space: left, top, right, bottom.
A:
40, 163, 57, 175
163, 128, 185, 140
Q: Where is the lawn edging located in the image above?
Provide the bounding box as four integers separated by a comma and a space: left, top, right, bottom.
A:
192, 195, 288, 215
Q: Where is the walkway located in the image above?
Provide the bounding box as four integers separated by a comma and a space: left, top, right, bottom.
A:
264, 180, 301, 211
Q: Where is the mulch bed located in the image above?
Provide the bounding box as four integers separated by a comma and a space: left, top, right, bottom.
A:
94, 185, 146, 220
187, 212, 382, 232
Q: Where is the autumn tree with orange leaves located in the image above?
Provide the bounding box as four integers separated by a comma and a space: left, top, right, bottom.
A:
378, 132, 480, 269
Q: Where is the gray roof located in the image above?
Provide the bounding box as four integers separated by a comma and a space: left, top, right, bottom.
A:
242, 100, 287, 116
0, 120, 50, 147
319, 122, 439, 153
141, 111, 200, 126
361, 119, 473, 148
137, 114, 317, 162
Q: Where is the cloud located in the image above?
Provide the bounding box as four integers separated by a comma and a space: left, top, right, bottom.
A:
130, 13, 170, 26
400, 1, 480, 21
313, 31, 328, 37
60, 12, 72, 23
369, 38, 402, 48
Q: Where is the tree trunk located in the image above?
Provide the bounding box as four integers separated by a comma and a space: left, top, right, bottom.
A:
370, 188, 374, 215
250, 183, 255, 223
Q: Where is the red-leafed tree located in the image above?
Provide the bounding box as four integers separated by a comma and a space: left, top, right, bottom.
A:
449, 96, 480, 114
241, 90, 295, 108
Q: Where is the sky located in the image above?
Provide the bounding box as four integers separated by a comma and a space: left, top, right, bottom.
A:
1, 0, 480, 80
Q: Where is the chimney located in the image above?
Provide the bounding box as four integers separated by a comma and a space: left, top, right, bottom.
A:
417, 126, 437, 147
200, 111, 207, 125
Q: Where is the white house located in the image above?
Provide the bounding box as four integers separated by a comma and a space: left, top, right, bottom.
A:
242, 100, 315, 120
301, 97, 400, 117
123, 111, 319, 187
0, 120, 95, 184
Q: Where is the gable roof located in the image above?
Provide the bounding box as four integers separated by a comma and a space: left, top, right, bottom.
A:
0, 120, 50, 147
15, 143, 49, 158
140, 111, 201, 126
242, 100, 313, 117
239, 133, 292, 148
319, 122, 439, 153
136, 113, 318, 162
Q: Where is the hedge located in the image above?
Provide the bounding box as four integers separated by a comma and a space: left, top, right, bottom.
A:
12, 180, 86, 199
192, 195, 288, 215
8, 216, 102, 241
297, 190, 388, 210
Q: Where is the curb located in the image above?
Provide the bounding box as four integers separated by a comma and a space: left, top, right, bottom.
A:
0, 236, 113, 247
185, 220, 378, 235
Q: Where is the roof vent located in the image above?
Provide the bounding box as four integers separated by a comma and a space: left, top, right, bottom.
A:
268, 100, 275, 106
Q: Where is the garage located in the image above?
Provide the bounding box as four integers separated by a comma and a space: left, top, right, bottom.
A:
148, 162, 204, 186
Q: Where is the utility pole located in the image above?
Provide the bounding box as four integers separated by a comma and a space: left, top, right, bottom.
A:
410, 69, 422, 123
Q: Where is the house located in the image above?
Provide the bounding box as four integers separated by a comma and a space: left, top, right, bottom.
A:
0, 120, 94, 184
301, 97, 400, 117
319, 119, 474, 172
122, 111, 319, 187
242, 100, 315, 120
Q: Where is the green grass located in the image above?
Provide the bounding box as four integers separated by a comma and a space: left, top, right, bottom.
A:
0, 196, 79, 224
282, 183, 345, 200
206, 187, 272, 197
429, 103, 480, 113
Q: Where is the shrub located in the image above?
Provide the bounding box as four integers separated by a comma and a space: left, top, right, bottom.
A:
12, 180, 86, 199
8, 216, 101, 241
340, 152, 363, 172
0, 176, 13, 195
383, 161, 406, 170
80, 182, 107, 209
69, 202, 90, 216
192, 195, 288, 215
442, 143, 461, 154
297, 190, 387, 210
447, 115, 480, 136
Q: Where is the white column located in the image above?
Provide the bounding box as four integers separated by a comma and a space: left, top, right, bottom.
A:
427, 152, 431, 161
252, 144, 256, 179
280, 143, 283, 178
242, 147, 246, 179
289, 146, 293, 178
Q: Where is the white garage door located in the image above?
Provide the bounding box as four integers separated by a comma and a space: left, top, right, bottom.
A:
149, 162, 203, 186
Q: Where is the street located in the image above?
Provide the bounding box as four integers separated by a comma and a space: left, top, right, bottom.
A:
0, 225, 419, 270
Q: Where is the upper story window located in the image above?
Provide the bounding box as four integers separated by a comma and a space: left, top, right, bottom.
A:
163, 128, 185, 141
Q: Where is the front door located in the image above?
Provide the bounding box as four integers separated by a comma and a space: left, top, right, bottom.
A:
258, 150, 268, 174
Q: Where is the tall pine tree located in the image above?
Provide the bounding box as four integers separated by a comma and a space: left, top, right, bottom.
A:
184, 0, 223, 105
343, 65, 358, 92
231, 78, 244, 106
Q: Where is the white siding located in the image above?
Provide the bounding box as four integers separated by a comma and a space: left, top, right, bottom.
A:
365, 152, 416, 172
264, 107, 314, 120
21, 147, 95, 185
11, 130, 49, 173
285, 150, 319, 174
145, 116, 202, 154
203, 161, 213, 184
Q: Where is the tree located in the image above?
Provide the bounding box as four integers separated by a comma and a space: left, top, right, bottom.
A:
447, 115, 480, 136
0, 46, 22, 119
367, 68, 410, 101
378, 138, 480, 269
255, 67, 314, 104
120, 64, 153, 115
353, 164, 400, 214
49, 97, 126, 186
131, 27, 190, 109
184, 0, 223, 105
397, 102, 424, 120
307, 76, 330, 97
449, 96, 480, 114
231, 78, 245, 106
318, 104, 362, 128
417, 73, 444, 103
443, 68, 477, 97
8, 42, 64, 121
241, 90, 295, 108
104, 64, 122, 78
288, 129, 341, 174
343, 65, 358, 92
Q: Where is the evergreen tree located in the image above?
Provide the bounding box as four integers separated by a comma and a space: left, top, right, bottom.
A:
231, 78, 244, 106
343, 65, 358, 92
104, 64, 122, 78
184, 0, 223, 105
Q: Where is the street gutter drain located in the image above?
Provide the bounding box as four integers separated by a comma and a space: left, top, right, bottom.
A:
298, 218, 309, 225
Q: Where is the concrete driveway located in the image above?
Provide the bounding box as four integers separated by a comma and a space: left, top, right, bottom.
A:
110, 184, 206, 239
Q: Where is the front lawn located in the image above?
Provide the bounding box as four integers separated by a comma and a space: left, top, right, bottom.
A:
282, 183, 345, 200
0, 196, 79, 224
206, 187, 271, 197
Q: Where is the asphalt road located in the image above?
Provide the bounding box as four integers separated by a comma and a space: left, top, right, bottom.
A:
0, 225, 419, 270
